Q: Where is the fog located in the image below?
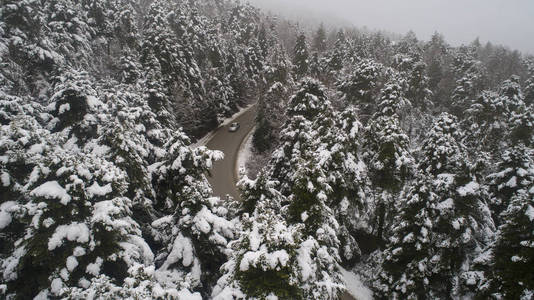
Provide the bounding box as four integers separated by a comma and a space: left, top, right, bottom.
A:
247, 0, 534, 54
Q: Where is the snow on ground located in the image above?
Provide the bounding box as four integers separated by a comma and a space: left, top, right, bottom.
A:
191, 104, 255, 149
340, 267, 373, 300
236, 126, 255, 176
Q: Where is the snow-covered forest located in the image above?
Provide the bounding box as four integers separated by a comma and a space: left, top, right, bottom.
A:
1, 0, 533, 299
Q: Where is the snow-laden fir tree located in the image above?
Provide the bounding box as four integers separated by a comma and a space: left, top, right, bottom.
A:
416, 113, 495, 298
214, 168, 344, 300
313, 23, 327, 54
213, 174, 303, 299
449, 47, 487, 116
392, 54, 433, 111
374, 172, 439, 299
490, 190, 534, 299
524, 60, 534, 106
487, 145, 534, 222
269, 79, 330, 191
363, 82, 413, 239
253, 82, 289, 153
293, 32, 310, 78
336, 59, 384, 117
327, 30, 347, 72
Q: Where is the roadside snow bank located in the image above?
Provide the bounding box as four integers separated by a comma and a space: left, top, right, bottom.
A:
340, 267, 373, 300
236, 126, 255, 177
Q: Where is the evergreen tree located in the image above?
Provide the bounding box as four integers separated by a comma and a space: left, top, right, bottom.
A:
293, 33, 309, 78
375, 173, 438, 299
363, 83, 414, 239
313, 23, 327, 54
336, 59, 384, 116
463, 90, 507, 153
487, 145, 534, 223
491, 190, 534, 299
253, 82, 288, 153
524, 60, 534, 106
449, 47, 487, 116
328, 30, 347, 72
416, 113, 495, 298
214, 171, 343, 300
420, 113, 465, 176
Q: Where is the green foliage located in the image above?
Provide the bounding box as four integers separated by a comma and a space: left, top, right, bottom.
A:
237, 266, 301, 300
293, 33, 309, 78
491, 191, 534, 299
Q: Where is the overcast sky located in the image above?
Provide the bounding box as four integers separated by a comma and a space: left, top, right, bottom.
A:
247, 0, 534, 54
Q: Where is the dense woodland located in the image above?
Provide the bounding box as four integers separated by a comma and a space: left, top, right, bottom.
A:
1, 0, 533, 299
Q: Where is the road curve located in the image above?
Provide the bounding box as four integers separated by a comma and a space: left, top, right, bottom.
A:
206, 104, 257, 200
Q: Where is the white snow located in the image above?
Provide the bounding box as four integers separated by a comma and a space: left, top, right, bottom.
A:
87, 182, 112, 197
457, 181, 480, 197
86, 257, 103, 276
237, 125, 255, 176
66, 256, 79, 272
162, 234, 195, 269
452, 219, 461, 230
505, 176, 517, 188
249, 223, 261, 251
129, 235, 155, 265
48, 222, 90, 250
50, 278, 63, 295
0, 172, 9, 187
526, 205, 534, 222
239, 248, 290, 272
28, 143, 44, 154
297, 238, 317, 281
30, 181, 72, 205
0, 201, 17, 230
73, 246, 86, 257
86, 95, 105, 110
58, 103, 71, 114
340, 267, 373, 300
301, 211, 309, 222
437, 198, 454, 211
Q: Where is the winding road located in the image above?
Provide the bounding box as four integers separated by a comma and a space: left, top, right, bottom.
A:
206, 104, 257, 201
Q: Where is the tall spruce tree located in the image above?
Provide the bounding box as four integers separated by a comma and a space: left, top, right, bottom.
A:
293, 33, 309, 78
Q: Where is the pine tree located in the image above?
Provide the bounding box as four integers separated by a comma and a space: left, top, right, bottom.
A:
214, 176, 303, 299
328, 30, 346, 72
293, 33, 309, 78
498, 75, 524, 113
463, 90, 506, 153
524, 60, 534, 106
253, 82, 288, 153
363, 83, 413, 239
416, 113, 495, 298
269, 79, 329, 194
509, 105, 534, 148
487, 145, 534, 222
151, 134, 233, 297
420, 113, 465, 176
313, 23, 327, 54
449, 47, 487, 116
336, 59, 384, 116
491, 190, 534, 299
375, 173, 438, 299
214, 168, 344, 300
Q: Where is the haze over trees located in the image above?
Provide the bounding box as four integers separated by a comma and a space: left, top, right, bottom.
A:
1, 0, 533, 299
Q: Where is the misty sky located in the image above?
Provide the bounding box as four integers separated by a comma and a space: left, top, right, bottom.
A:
247, 0, 534, 54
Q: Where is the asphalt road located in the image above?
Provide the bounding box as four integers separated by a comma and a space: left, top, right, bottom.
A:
206, 104, 257, 201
